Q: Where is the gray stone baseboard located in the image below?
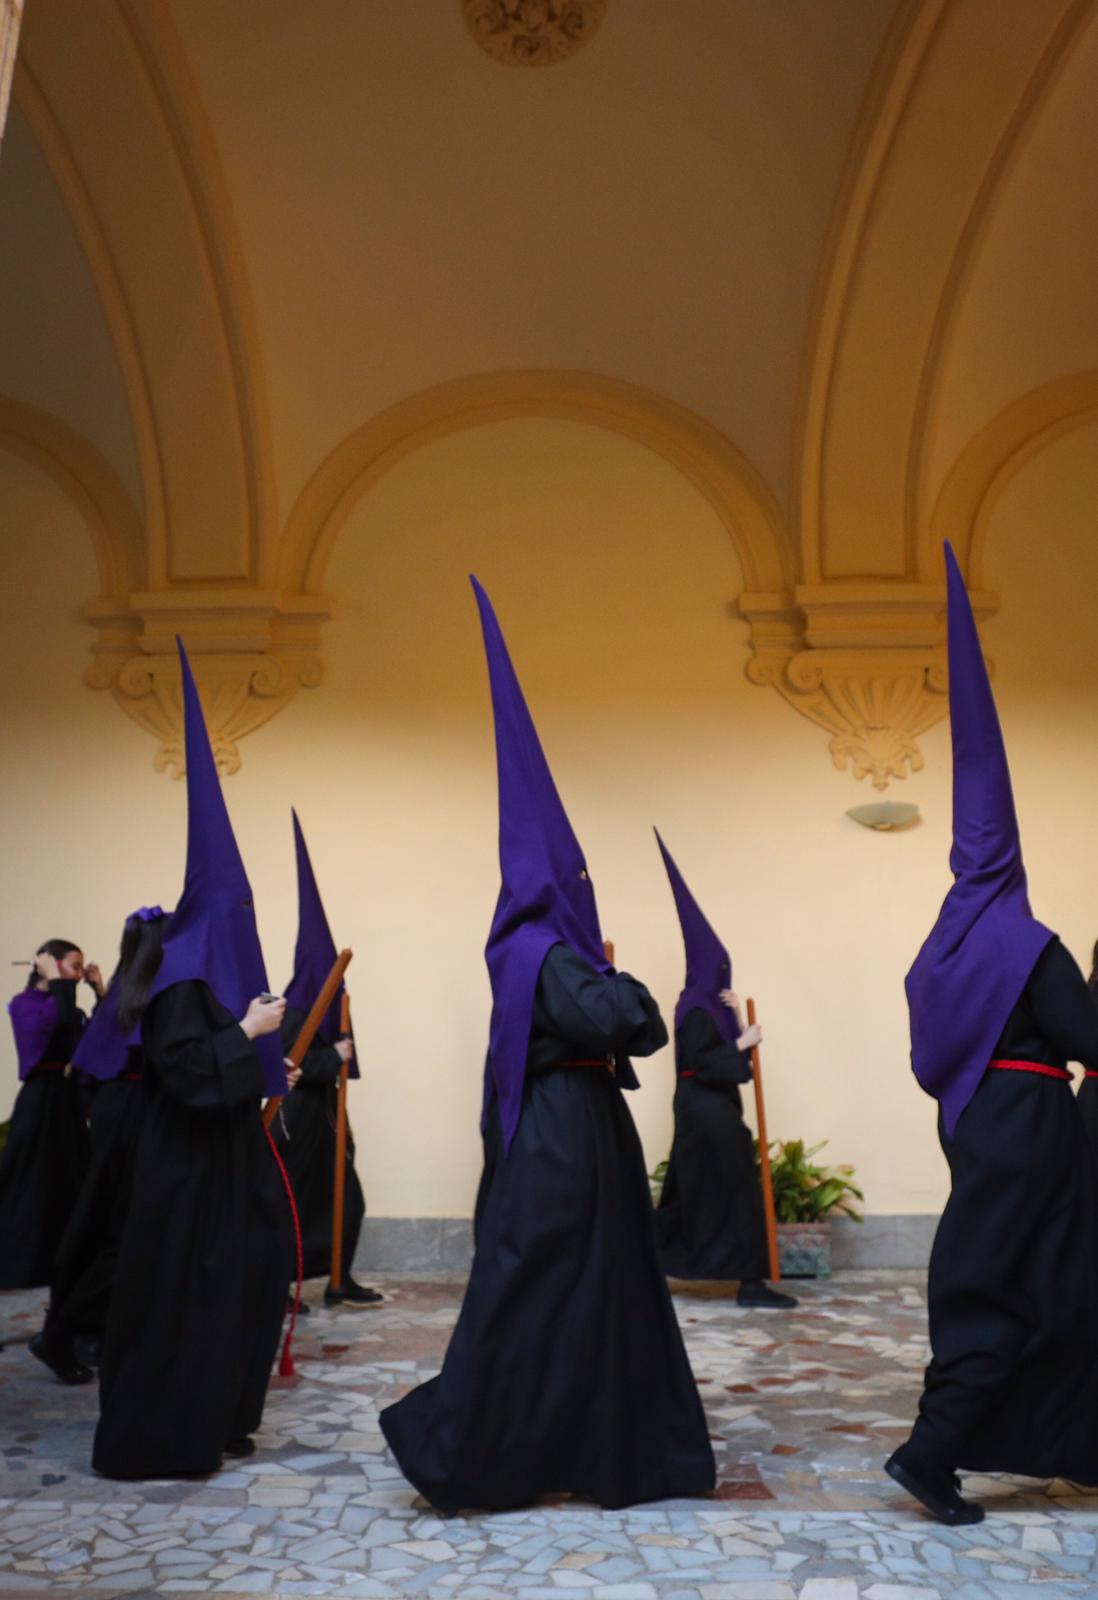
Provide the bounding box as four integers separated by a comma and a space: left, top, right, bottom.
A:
353, 1213, 939, 1276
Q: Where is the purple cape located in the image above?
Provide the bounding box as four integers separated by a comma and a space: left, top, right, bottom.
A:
654, 830, 737, 1046
905, 543, 1053, 1135
8, 989, 63, 1080
71, 985, 138, 1083
472, 576, 636, 1153
141, 640, 287, 1097
284, 810, 359, 1078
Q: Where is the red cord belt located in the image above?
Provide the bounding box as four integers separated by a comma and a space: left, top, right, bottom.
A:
989, 1058, 1072, 1081
560, 1058, 612, 1070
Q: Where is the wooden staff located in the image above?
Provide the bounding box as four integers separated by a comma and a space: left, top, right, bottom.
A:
329, 992, 352, 1290
263, 949, 353, 1129
603, 939, 615, 966
747, 996, 781, 1282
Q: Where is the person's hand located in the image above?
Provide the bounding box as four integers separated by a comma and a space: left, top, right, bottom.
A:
736, 1022, 762, 1053
84, 963, 105, 997
719, 988, 740, 1011
240, 994, 286, 1040
35, 951, 60, 982
335, 1038, 354, 1065
283, 1058, 302, 1090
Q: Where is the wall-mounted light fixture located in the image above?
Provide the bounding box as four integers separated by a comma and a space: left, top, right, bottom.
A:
845, 801, 921, 831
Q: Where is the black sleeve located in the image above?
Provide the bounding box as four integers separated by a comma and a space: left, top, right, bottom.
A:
535, 943, 669, 1059
280, 1005, 342, 1086
679, 1006, 752, 1087
47, 978, 79, 1027
142, 980, 266, 1110
1026, 939, 1098, 1070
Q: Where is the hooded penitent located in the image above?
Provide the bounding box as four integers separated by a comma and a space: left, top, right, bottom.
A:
72, 907, 165, 1082
905, 543, 1053, 1136
472, 576, 636, 1152
654, 830, 736, 1046
8, 990, 65, 1080
283, 810, 358, 1078
140, 641, 287, 1097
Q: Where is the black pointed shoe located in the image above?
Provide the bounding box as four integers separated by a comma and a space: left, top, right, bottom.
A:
324, 1279, 384, 1308
885, 1447, 984, 1525
737, 1280, 799, 1310
29, 1331, 94, 1387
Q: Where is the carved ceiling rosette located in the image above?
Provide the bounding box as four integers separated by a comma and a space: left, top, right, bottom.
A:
461, 0, 607, 68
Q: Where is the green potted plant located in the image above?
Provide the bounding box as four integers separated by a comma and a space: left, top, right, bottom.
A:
758, 1138, 863, 1278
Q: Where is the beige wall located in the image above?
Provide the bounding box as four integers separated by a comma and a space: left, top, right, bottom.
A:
4, 414, 1098, 1219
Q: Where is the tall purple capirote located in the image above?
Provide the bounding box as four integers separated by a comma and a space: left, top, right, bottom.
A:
7, 990, 65, 1080
141, 640, 287, 1096
472, 576, 635, 1152
284, 810, 358, 1078
654, 830, 736, 1046
905, 543, 1053, 1135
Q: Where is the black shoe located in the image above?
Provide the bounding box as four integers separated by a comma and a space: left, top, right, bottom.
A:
223, 1436, 256, 1459
324, 1279, 384, 1308
737, 1280, 798, 1310
885, 1447, 984, 1525
29, 1331, 94, 1387
286, 1296, 310, 1316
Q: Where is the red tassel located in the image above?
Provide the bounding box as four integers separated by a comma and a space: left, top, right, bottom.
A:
264, 1121, 303, 1381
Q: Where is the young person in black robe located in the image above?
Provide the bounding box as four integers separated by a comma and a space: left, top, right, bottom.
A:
380, 579, 715, 1512
31, 911, 163, 1385
887, 544, 1098, 1526
652, 832, 795, 1309
92, 641, 292, 1480
0, 940, 101, 1293
270, 812, 379, 1308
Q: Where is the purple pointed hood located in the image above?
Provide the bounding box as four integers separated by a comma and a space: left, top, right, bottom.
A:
284, 811, 358, 1078
472, 577, 635, 1151
654, 830, 736, 1045
8, 989, 67, 1080
142, 641, 287, 1096
905, 543, 1053, 1135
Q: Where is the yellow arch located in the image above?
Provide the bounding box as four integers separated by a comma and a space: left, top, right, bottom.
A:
279, 371, 791, 596
927, 372, 1098, 586
0, 397, 144, 598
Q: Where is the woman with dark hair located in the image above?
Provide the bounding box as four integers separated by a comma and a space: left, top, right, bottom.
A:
1074, 942, 1098, 1152
32, 912, 165, 1385
93, 641, 292, 1480
0, 939, 102, 1290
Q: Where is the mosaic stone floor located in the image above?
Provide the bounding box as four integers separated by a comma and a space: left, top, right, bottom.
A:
2, 1271, 1097, 1599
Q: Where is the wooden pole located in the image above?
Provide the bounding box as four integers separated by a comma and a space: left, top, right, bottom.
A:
747, 996, 781, 1282
263, 949, 353, 1129
329, 992, 351, 1290
603, 940, 615, 966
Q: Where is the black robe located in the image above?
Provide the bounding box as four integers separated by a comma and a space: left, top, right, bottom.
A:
93, 981, 290, 1479
269, 1007, 364, 1282
380, 943, 716, 1512
654, 1008, 769, 1281
44, 1051, 147, 1346
908, 937, 1098, 1478
0, 980, 90, 1290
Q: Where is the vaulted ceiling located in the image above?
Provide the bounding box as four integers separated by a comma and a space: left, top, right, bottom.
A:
2, 0, 1095, 783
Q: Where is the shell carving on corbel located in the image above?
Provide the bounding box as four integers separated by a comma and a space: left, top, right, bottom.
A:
82, 592, 331, 776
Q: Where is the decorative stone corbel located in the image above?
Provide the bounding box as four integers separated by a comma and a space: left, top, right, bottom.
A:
82, 588, 330, 776
740, 582, 996, 790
